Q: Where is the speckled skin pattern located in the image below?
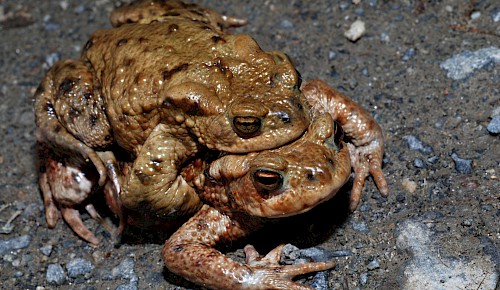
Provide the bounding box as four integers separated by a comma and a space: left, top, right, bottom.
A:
33, 1, 389, 289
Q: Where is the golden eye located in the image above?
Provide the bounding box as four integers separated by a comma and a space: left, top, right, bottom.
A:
252, 169, 283, 192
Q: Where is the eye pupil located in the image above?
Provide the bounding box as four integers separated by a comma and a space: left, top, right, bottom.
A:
233, 116, 261, 138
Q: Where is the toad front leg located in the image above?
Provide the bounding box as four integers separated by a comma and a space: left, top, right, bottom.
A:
163, 205, 335, 290
120, 123, 202, 218
302, 80, 389, 211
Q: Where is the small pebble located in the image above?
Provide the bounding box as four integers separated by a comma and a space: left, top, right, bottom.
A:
491, 107, 500, 118
367, 258, 380, 270
66, 258, 94, 278
359, 272, 369, 285
13, 271, 23, 278
427, 156, 439, 164
359, 203, 371, 212
403, 135, 433, 154
328, 50, 337, 60
470, 11, 481, 20
59, 1, 69, 10
380, 32, 390, 42
310, 271, 328, 290
112, 258, 138, 290
339, 2, 351, 11
344, 20, 366, 42
486, 115, 500, 134
111, 258, 136, 280
491, 8, 500, 22
402, 48, 416, 61
281, 244, 301, 263
368, 0, 378, 7
352, 221, 369, 233
0, 235, 31, 255
402, 178, 417, 193
462, 219, 473, 227
116, 282, 138, 290
278, 19, 294, 29
361, 67, 369, 77
46, 264, 67, 285
414, 158, 425, 168
450, 152, 473, 174
40, 245, 53, 257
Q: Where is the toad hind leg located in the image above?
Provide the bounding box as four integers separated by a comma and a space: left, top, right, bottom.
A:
302, 80, 389, 211
120, 123, 202, 218
163, 205, 335, 290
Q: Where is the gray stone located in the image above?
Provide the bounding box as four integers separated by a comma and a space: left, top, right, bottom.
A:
396, 220, 498, 289
112, 258, 138, 290
310, 270, 328, 290
46, 263, 67, 285
0, 235, 31, 255
403, 135, 433, 154
486, 115, 500, 134
440, 47, 500, 80
40, 244, 53, 257
278, 19, 294, 29
66, 258, 94, 278
450, 152, 473, 174
367, 258, 380, 270
352, 221, 369, 233
491, 7, 500, 22
111, 258, 136, 280
402, 48, 416, 61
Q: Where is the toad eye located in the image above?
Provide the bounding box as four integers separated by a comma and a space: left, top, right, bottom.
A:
252, 169, 283, 193
232, 116, 261, 138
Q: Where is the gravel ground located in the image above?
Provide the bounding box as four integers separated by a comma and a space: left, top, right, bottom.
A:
1, 0, 499, 289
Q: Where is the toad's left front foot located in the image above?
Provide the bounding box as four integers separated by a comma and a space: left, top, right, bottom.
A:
243, 244, 335, 289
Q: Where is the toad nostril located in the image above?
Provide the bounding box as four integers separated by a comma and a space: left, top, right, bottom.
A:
252, 169, 283, 193
232, 116, 261, 138
277, 111, 290, 123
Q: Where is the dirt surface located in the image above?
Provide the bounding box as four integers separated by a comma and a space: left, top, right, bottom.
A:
1, 0, 499, 289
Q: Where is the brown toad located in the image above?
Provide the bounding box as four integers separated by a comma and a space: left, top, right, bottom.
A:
35, 0, 388, 251
34, 0, 310, 226
35, 0, 388, 244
